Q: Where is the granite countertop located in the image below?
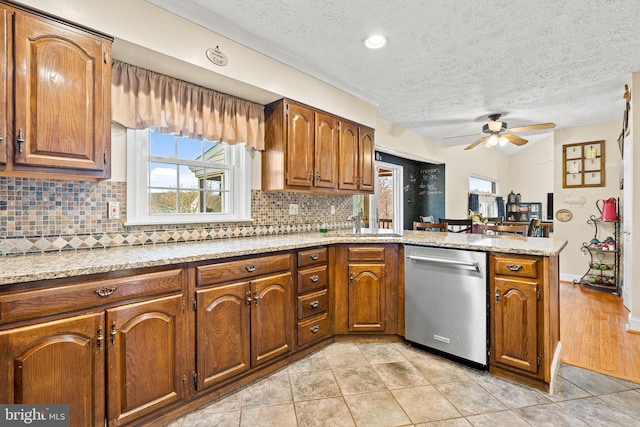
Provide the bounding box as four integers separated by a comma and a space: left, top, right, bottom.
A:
0, 231, 567, 286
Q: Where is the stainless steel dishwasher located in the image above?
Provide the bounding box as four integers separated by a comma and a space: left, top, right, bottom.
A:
404, 245, 488, 366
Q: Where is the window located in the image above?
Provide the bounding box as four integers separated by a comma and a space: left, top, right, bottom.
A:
126, 127, 251, 225
469, 176, 498, 218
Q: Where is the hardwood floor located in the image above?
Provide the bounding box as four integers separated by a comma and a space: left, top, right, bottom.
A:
560, 281, 640, 384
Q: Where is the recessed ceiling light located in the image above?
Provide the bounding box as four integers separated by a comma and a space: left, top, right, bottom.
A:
365, 34, 387, 49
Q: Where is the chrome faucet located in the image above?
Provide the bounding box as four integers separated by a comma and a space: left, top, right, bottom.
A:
347, 213, 362, 233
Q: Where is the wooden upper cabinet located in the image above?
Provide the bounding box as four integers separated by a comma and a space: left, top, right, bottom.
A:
314, 112, 339, 189
0, 312, 105, 427
0, 6, 8, 166
286, 102, 314, 187
263, 98, 373, 194
338, 120, 375, 193
1, 3, 112, 179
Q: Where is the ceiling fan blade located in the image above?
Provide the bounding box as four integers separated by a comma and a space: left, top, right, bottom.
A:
503, 133, 528, 146
508, 122, 556, 133
464, 136, 489, 150
443, 132, 483, 140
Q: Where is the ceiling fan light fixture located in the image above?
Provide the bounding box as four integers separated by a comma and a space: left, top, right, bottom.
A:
365, 34, 387, 49
498, 135, 509, 146
487, 134, 499, 147
488, 121, 503, 132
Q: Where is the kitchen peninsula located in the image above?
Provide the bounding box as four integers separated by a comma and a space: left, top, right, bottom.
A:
0, 232, 565, 426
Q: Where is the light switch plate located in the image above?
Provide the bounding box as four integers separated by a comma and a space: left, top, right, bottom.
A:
108, 201, 121, 219
289, 204, 298, 215
330, 205, 335, 215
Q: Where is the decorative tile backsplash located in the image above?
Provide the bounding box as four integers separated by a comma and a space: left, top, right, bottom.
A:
0, 177, 353, 256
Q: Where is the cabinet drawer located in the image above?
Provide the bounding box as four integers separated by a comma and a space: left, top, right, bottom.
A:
348, 246, 385, 262
297, 289, 328, 320
297, 314, 328, 347
196, 253, 291, 286
0, 269, 183, 325
493, 256, 539, 279
297, 247, 328, 268
297, 265, 328, 294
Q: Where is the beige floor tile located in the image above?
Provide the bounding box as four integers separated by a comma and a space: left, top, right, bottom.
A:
182, 410, 240, 427
240, 403, 297, 427
410, 357, 473, 384
598, 389, 640, 419
558, 396, 640, 426
474, 374, 552, 408
333, 365, 387, 395
415, 418, 472, 427
290, 369, 341, 401
288, 350, 330, 374
373, 361, 429, 389
435, 380, 507, 416
323, 342, 366, 369
241, 370, 292, 408
392, 385, 461, 423
514, 403, 589, 426
344, 390, 411, 426
196, 390, 242, 413
357, 342, 407, 364
465, 410, 530, 426
294, 397, 356, 427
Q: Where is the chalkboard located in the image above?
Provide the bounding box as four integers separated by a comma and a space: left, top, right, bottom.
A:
375, 151, 445, 229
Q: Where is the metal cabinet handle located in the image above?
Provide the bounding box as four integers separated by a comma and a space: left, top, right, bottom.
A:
97, 326, 104, 350
310, 325, 320, 333
246, 290, 252, 307
110, 321, 117, 345
309, 300, 319, 308
495, 288, 500, 302
253, 290, 259, 306
94, 286, 117, 297
16, 128, 24, 153
245, 264, 257, 272
309, 253, 319, 261
309, 275, 319, 283
506, 263, 523, 272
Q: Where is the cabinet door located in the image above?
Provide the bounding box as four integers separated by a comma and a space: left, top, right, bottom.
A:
286, 102, 314, 187
358, 126, 375, 192
12, 9, 110, 174
314, 112, 338, 189
251, 272, 293, 366
0, 312, 105, 427
348, 263, 386, 332
338, 120, 359, 190
106, 294, 185, 426
493, 277, 539, 373
0, 6, 7, 166
196, 282, 251, 390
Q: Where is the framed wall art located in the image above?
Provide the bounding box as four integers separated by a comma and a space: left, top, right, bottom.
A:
562, 140, 605, 188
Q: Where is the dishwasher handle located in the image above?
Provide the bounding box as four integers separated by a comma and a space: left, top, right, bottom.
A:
406, 255, 480, 272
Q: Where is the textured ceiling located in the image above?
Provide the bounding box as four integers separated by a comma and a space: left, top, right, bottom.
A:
148, 0, 640, 154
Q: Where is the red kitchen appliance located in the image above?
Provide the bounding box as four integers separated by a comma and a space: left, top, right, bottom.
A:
596, 198, 618, 221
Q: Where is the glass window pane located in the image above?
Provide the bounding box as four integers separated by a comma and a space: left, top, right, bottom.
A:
469, 176, 495, 194
150, 189, 177, 214
203, 190, 226, 213
178, 190, 200, 213
203, 168, 226, 192
177, 137, 202, 160
150, 162, 177, 189
149, 133, 175, 157
178, 165, 200, 189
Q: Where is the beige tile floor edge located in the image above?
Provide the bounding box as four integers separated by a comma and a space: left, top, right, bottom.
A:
165, 342, 640, 427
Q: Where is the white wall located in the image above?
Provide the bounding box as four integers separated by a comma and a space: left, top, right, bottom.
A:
553, 121, 623, 281
374, 118, 447, 164
508, 135, 555, 220
444, 145, 511, 218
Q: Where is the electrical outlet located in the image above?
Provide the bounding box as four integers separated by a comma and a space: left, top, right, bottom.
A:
330, 205, 335, 215
289, 204, 298, 215
108, 201, 121, 219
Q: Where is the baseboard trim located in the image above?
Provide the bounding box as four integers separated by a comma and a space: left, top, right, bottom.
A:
627, 313, 640, 333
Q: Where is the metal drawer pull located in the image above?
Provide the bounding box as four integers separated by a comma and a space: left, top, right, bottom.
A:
310, 325, 320, 333
309, 253, 319, 261
17, 128, 24, 153
94, 286, 117, 297
245, 264, 257, 272
506, 263, 523, 272
309, 275, 319, 283
309, 300, 320, 308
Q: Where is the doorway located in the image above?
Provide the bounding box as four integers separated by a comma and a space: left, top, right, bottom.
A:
353, 161, 403, 234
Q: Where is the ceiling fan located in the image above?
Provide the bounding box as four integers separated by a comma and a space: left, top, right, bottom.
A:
444, 114, 556, 150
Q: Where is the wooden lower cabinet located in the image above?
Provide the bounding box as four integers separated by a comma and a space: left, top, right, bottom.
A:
489, 253, 560, 392
107, 294, 186, 426
333, 244, 399, 335
0, 312, 105, 427
195, 272, 293, 391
